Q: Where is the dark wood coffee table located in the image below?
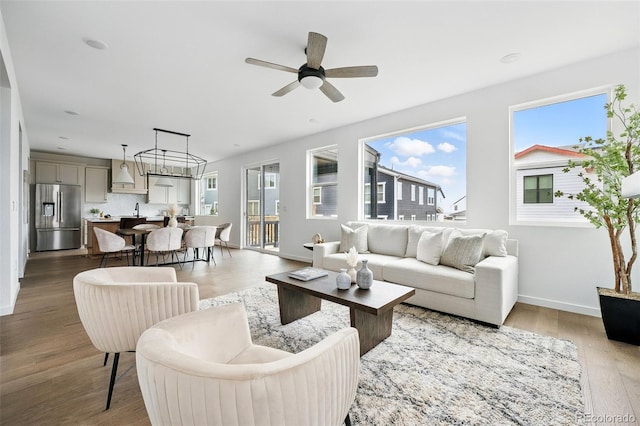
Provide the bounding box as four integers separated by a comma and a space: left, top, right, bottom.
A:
266, 270, 415, 356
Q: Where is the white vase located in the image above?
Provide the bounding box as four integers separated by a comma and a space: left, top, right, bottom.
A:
168, 217, 178, 228
336, 269, 351, 290
347, 267, 357, 283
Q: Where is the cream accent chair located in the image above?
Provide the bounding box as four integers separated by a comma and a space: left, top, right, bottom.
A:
146, 227, 183, 267
137, 303, 360, 426
215, 222, 232, 257
183, 226, 217, 269
73, 266, 199, 410
93, 227, 137, 267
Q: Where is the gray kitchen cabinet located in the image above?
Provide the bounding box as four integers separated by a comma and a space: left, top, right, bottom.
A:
35, 161, 82, 185
85, 166, 109, 203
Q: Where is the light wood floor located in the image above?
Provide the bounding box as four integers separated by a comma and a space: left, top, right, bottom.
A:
1, 250, 638, 425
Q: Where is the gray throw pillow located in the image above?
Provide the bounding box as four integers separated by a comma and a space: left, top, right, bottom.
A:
339, 224, 368, 253
440, 231, 485, 273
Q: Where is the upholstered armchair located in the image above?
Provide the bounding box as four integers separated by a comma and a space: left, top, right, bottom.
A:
93, 227, 137, 267
215, 222, 232, 257
183, 226, 217, 268
145, 227, 183, 267
136, 303, 360, 426
73, 266, 199, 410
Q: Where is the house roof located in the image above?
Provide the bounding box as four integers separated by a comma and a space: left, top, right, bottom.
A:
514, 144, 588, 159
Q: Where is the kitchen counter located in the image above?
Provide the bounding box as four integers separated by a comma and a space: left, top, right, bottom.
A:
85, 216, 194, 223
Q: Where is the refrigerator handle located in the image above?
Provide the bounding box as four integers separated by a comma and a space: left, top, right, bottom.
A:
59, 192, 63, 223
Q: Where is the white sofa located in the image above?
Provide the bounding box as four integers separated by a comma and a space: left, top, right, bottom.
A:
312, 222, 519, 326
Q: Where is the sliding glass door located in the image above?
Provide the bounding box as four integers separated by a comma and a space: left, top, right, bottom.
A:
245, 162, 280, 252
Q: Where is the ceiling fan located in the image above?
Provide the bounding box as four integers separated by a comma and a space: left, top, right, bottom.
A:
245, 32, 378, 103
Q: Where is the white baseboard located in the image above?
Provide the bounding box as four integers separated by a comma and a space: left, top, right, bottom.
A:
517, 294, 601, 318
0, 281, 20, 316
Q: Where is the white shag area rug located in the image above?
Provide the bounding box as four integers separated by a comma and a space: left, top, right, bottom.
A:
200, 284, 583, 425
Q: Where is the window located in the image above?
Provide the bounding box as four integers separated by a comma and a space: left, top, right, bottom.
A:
248, 200, 260, 216
199, 172, 219, 215
512, 89, 607, 223
523, 175, 553, 203
308, 146, 338, 217
411, 214, 416, 221
206, 176, 217, 190
362, 118, 466, 222
275, 200, 280, 215
313, 187, 322, 204
264, 173, 277, 189
398, 214, 405, 220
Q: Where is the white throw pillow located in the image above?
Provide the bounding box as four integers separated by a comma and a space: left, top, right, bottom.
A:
416, 231, 444, 265
483, 230, 508, 257
440, 231, 485, 273
339, 224, 369, 253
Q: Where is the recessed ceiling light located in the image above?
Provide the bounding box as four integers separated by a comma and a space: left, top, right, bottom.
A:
57, 147, 66, 150
58, 136, 69, 140
309, 118, 319, 124
83, 37, 108, 50
500, 53, 521, 64
233, 143, 240, 147
64, 110, 79, 115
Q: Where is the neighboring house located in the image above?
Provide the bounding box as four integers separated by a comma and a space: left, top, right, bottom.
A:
447, 195, 467, 221
363, 162, 445, 221
246, 171, 280, 219
202, 174, 219, 215
514, 144, 596, 222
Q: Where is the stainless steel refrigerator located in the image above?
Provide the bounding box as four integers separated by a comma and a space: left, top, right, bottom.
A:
35, 183, 82, 251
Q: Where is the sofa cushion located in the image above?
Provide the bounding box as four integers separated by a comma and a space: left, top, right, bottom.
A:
440, 231, 485, 273
383, 258, 475, 299
448, 228, 508, 257
416, 230, 444, 265
366, 224, 408, 257
339, 224, 368, 253
405, 225, 442, 257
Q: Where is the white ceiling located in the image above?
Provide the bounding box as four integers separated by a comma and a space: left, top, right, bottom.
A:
2, 1, 639, 164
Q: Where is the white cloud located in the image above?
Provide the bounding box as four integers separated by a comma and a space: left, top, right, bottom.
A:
440, 129, 465, 142
437, 142, 457, 153
391, 156, 421, 168
385, 136, 435, 157
424, 165, 456, 177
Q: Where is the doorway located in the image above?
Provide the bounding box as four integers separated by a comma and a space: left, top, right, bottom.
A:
245, 162, 280, 253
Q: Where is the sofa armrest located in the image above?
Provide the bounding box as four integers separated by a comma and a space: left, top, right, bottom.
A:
473, 255, 519, 326
312, 241, 341, 268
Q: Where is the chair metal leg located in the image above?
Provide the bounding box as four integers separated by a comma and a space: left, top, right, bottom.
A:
105, 352, 120, 410
208, 246, 216, 266
99, 253, 108, 268
224, 241, 232, 257
103, 352, 109, 366
344, 413, 352, 426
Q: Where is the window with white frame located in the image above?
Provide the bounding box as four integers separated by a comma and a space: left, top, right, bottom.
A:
248, 200, 260, 216
364, 183, 386, 204
419, 187, 424, 205
398, 214, 405, 220
511, 89, 607, 224
411, 214, 416, 221
411, 184, 416, 201
199, 171, 219, 215
427, 188, 435, 205
308, 146, 338, 217
397, 182, 403, 200
275, 200, 280, 215
264, 173, 277, 189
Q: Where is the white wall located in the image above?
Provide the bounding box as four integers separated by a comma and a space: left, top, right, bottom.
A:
1, 9, 30, 315
205, 47, 639, 317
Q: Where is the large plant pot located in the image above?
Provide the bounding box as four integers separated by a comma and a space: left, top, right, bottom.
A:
597, 287, 640, 346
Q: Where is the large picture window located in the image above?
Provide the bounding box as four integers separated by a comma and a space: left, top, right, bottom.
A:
308, 146, 338, 218
511, 89, 608, 224
362, 118, 466, 221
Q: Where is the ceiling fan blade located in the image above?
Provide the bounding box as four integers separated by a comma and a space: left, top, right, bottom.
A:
245, 58, 298, 73
319, 80, 345, 103
272, 80, 301, 97
325, 65, 379, 78
306, 32, 327, 69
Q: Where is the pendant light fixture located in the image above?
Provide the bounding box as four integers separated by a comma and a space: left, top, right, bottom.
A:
113, 144, 135, 184
154, 149, 174, 187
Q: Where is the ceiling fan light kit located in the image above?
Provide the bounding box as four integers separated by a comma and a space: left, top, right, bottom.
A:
246, 31, 378, 102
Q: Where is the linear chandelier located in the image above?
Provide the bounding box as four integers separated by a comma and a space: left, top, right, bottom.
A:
133, 128, 207, 182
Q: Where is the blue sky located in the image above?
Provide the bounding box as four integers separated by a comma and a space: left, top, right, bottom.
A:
513, 93, 608, 152
366, 121, 467, 211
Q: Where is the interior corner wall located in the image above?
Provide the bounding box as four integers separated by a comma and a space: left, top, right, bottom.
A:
206, 47, 639, 318
0, 9, 29, 316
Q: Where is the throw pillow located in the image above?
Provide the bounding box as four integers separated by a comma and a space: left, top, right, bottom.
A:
483, 230, 508, 257
405, 225, 426, 257
440, 231, 485, 273
339, 224, 369, 253
416, 230, 444, 265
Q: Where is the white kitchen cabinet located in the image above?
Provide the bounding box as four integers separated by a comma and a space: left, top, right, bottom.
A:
111, 159, 147, 194
147, 176, 190, 204
85, 167, 109, 203
35, 161, 82, 185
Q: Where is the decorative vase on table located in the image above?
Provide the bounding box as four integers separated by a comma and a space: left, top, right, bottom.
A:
336, 269, 351, 290
347, 267, 357, 284
168, 216, 178, 228
356, 259, 373, 289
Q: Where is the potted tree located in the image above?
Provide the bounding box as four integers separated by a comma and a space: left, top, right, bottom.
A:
556, 84, 640, 345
